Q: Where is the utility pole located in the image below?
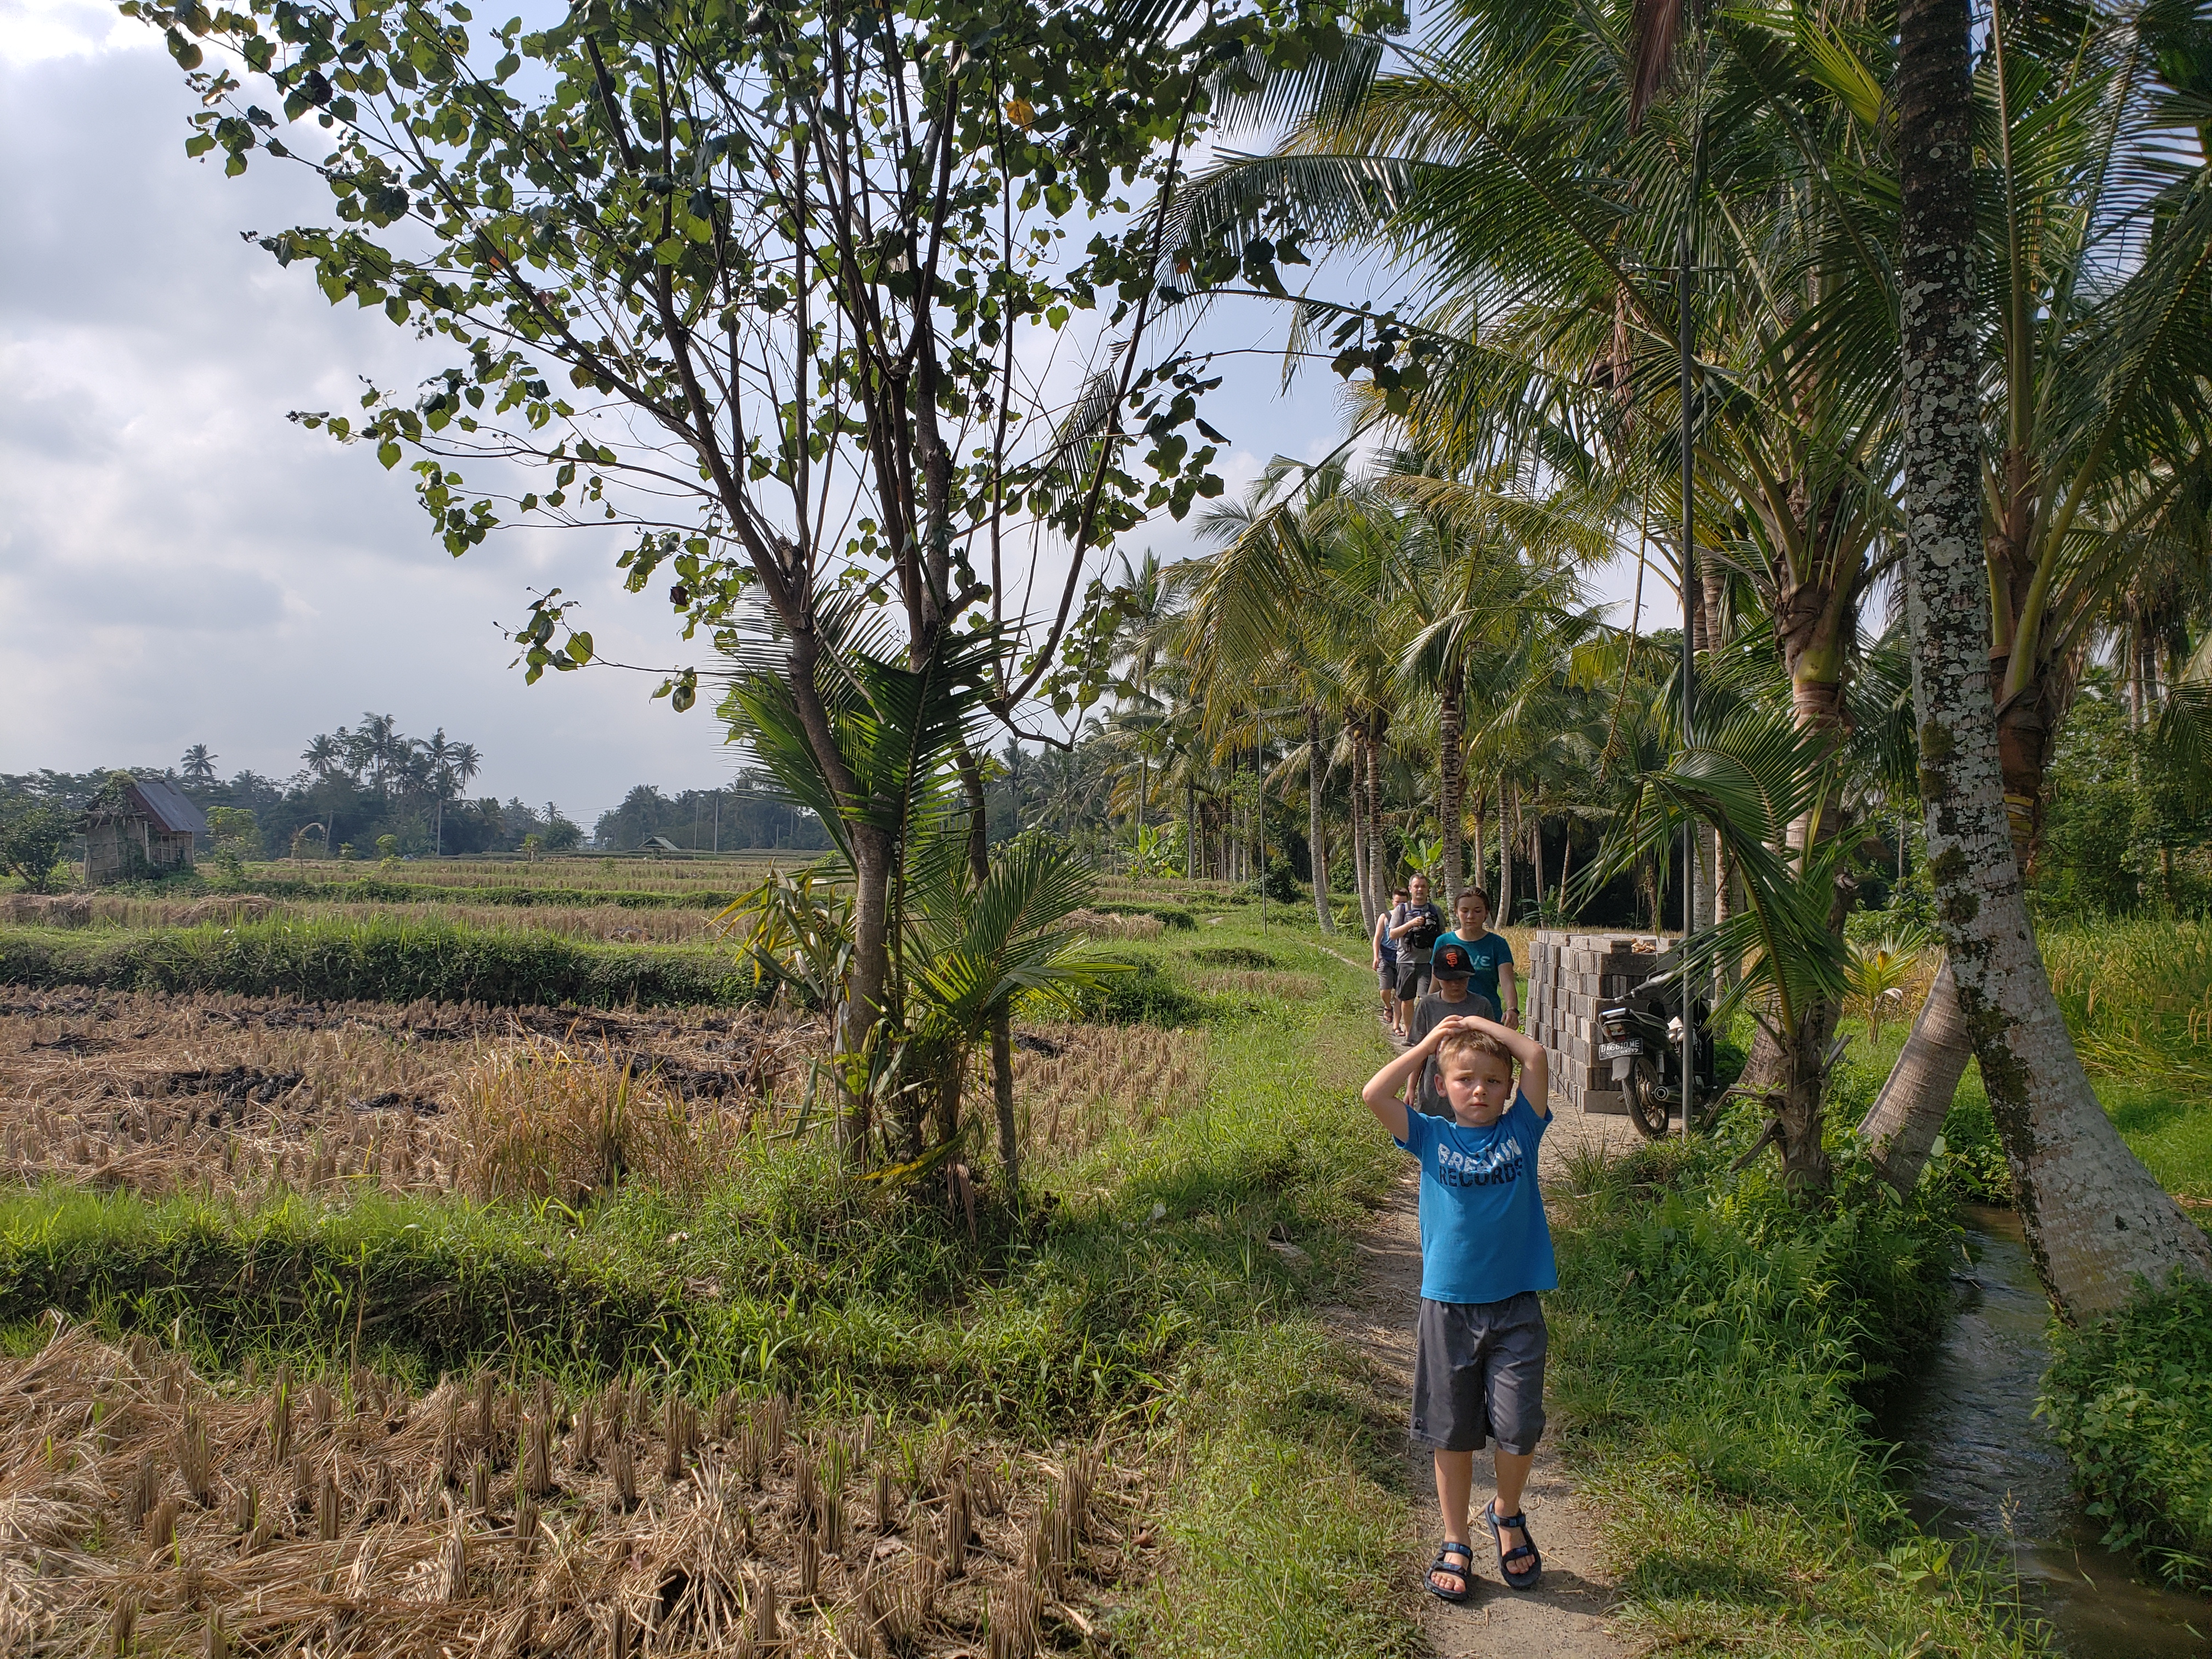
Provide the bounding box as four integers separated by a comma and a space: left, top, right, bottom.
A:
713, 791, 720, 855
1677, 179, 1701, 1139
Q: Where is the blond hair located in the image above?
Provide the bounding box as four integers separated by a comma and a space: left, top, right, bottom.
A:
1436, 1028, 1515, 1075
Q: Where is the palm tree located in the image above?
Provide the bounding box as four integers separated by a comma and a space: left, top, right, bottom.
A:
1886, 0, 2212, 1311
359, 712, 400, 799
421, 729, 455, 856
1183, 458, 1367, 923
448, 742, 483, 794
720, 611, 1120, 1180
179, 744, 218, 784
302, 732, 344, 780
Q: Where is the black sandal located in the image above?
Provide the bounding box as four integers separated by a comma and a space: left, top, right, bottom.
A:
1483, 1499, 1542, 1589
1425, 1538, 1476, 1602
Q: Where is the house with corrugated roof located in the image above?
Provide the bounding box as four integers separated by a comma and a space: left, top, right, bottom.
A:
79, 777, 207, 885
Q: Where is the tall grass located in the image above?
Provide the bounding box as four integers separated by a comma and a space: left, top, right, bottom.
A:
2041, 919, 2212, 1091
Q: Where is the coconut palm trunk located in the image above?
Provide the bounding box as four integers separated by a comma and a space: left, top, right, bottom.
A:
1895, 0, 2212, 1313
1363, 723, 1393, 921
1470, 787, 1488, 904
1307, 706, 1334, 929
1439, 678, 1466, 906
1349, 733, 1375, 933
1497, 781, 1517, 923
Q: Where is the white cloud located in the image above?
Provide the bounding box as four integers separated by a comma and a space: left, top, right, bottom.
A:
0, 0, 150, 65
0, 37, 1658, 831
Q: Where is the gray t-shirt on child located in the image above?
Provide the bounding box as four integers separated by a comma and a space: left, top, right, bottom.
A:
1406, 986, 1502, 1116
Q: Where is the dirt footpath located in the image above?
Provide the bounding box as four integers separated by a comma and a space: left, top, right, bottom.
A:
1317, 1095, 1632, 1658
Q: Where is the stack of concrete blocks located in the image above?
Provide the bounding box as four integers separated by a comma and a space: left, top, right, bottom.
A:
1525, 930, 1665, 1116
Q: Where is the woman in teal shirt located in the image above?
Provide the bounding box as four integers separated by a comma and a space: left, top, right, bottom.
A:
1437, 887, 1519, 1027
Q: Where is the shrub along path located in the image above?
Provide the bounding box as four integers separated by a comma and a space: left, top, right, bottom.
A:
1319, 1110, 1631, 1657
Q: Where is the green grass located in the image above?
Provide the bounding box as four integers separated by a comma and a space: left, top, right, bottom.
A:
2042, 1273, 2212, 1589
1550, 1129, 2049, 1656
0, 915, 764, 1009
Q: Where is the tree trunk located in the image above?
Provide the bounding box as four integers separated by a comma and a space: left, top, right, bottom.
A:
1896, 0, 2212, 1314
1307, 706, 1334, 930
843, 823, 896, 1156
956, 743, 1017, 1193
1470, 787, 1488, 904
1530, 812, 1544, 916
1859, 957, 1975, 1191
1439, 680, 1465, 907
1694, 823, 1718, 931
1186, 781, 1198, 882
1364, 726, 1392, 923
1351, 735, 1374, 935
1764, 999, 1839, 1190
1716, 845, 1741, 989
1497, 782, 1517, 925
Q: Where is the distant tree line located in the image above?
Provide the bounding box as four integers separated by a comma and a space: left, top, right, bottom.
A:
2, 713, 583, 865
590, 778, 831, 853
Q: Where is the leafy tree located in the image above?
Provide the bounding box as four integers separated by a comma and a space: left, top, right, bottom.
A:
541, 806, 583, 853
205, 805, 263, 857
179, 744, 218, 783
131, 0, 1381, 1143
0, 802, 75, 894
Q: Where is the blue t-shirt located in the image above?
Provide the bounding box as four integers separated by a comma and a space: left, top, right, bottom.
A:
1437, 929, 1514, 1011
1393, 1094, 1556, 1305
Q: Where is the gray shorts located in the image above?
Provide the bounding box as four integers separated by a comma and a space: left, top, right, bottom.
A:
1378, 961, 1399, 994
1411, 1293, 1547, 1454
1397, 960, 1431, 1003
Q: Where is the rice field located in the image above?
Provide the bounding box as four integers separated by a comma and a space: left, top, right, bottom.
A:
0, 881, 1418, 1657
0, 987, 1215, 1208
0, 1323, 1139, 1658
244, 856, 793, 896
2042, 919, 2212, 1092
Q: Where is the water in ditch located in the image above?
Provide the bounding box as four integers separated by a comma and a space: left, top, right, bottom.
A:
1884, 1204, 2209, 1656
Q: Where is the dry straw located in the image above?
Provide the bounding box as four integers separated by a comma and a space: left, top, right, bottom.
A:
0, 988, 822, 1203
0, 1325, 1132, 1655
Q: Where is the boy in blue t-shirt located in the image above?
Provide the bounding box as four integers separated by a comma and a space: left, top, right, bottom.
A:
1361, 1011, 1553, 1602
1436, 886, 1518, 1029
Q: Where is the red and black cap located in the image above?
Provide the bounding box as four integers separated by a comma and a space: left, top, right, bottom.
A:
1431, 943, 1474, 979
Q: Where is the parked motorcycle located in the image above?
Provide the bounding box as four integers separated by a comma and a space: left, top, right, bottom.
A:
1595, 951, 1723, 1138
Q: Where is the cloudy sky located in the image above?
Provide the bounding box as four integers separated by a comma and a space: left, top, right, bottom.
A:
0, 0, 1650, 828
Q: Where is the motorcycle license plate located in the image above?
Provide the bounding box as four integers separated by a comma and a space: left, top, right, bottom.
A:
1597, 1040, 1643, 1060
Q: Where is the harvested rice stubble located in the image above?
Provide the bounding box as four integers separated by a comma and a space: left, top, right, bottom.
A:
3, 1296, 1150, 1655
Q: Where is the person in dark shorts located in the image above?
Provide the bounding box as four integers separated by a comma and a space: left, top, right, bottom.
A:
1372, 885, 1409, 1036
1361, 1011, 1555, 1602
1387, 873, 1446, 1015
